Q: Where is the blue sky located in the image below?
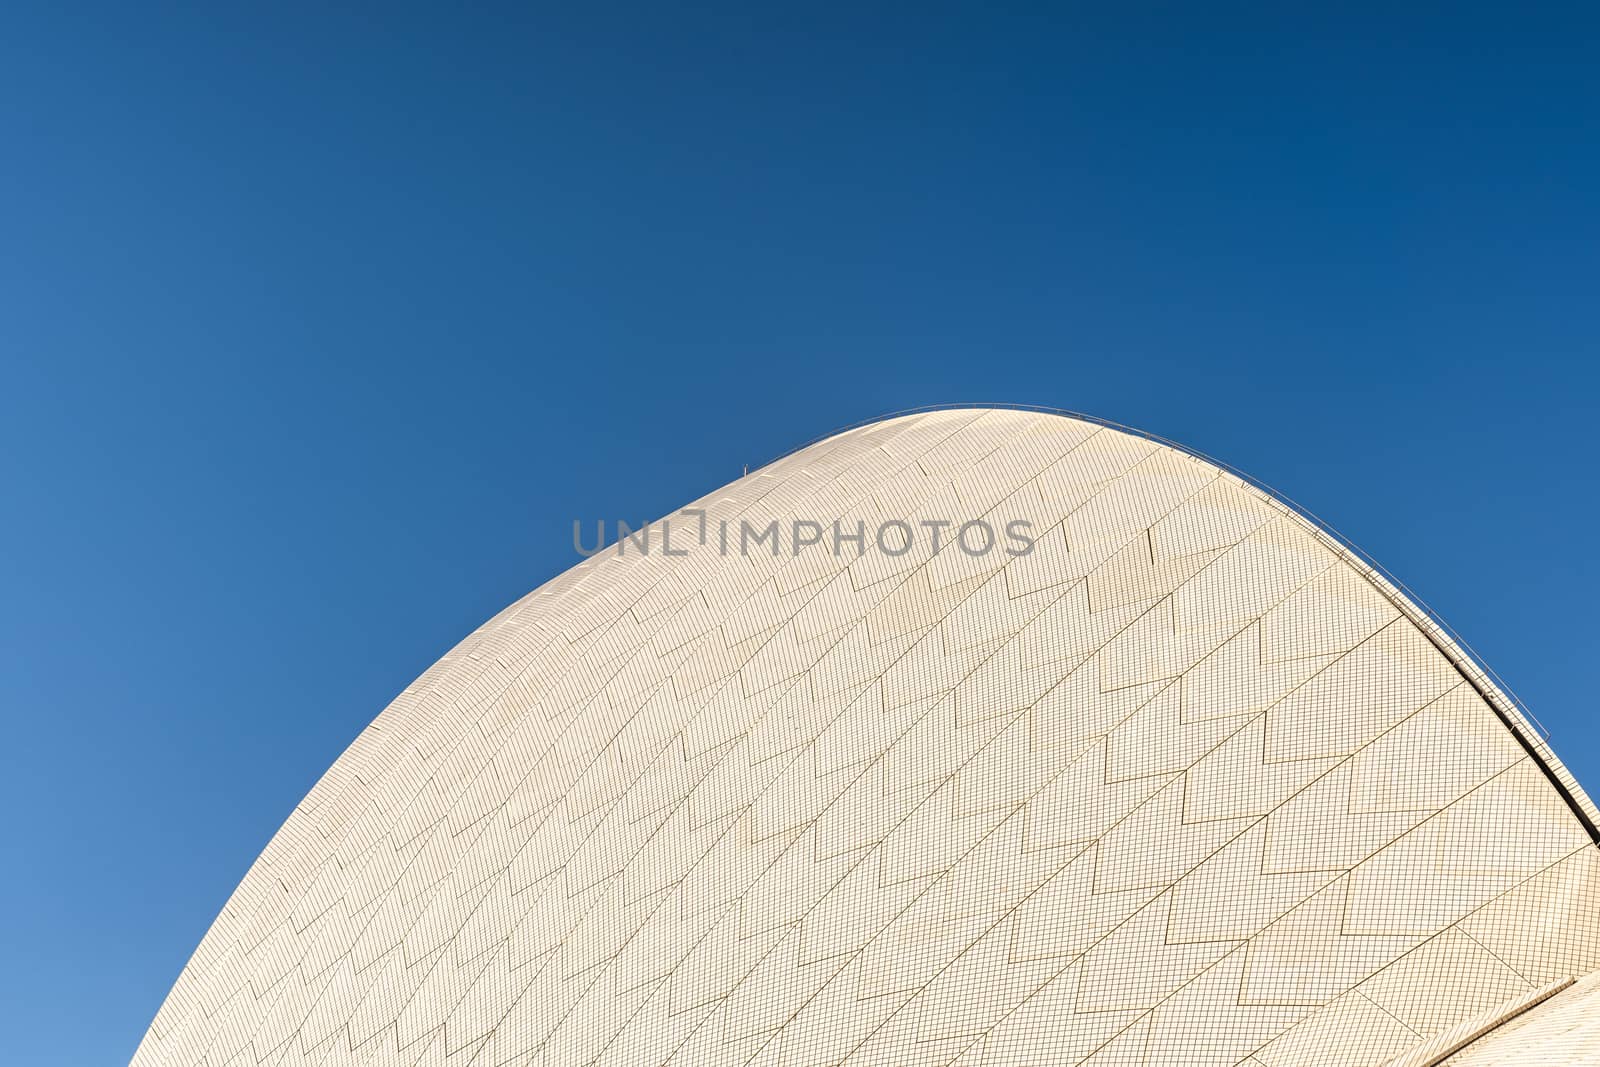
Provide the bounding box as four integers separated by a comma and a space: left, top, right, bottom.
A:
2, 5, 1598, 1063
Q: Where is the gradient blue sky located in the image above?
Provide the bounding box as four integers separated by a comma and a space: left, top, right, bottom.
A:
2, 5, 1598, 1064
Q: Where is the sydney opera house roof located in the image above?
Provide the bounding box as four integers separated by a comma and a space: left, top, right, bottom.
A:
136, 408, 1600, 1066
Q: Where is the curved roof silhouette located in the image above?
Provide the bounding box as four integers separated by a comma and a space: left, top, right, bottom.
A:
135, 409, 1600, 1066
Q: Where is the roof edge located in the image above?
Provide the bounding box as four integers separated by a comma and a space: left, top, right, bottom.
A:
761, 403, 1600, 843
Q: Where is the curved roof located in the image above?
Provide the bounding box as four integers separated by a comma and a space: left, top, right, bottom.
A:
135, 408, 1600, 1066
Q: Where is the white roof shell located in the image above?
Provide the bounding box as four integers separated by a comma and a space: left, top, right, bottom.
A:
135, 408, 1600, 1066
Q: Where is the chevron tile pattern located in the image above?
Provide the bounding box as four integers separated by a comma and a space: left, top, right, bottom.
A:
134, 409, 1600, 1067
